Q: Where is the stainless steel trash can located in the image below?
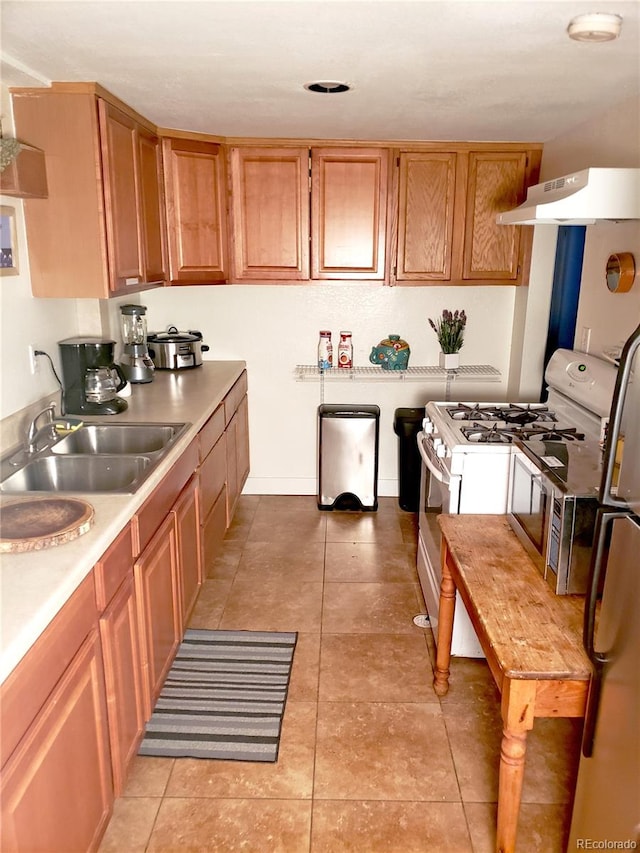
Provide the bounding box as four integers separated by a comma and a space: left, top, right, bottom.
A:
318, 404, 380, 511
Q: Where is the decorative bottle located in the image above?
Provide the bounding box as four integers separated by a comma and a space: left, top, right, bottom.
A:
338, 331, 353, 369
317, 331, 333, 370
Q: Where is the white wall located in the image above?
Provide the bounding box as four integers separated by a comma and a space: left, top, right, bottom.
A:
139, 284, 516, 495
539, 96, 640, 358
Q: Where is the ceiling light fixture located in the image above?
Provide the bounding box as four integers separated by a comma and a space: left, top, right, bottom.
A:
567, 12, 623, 42
304, 81, 351, 94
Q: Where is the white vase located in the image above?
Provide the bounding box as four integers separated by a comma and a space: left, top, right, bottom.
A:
439, 352, 459, 370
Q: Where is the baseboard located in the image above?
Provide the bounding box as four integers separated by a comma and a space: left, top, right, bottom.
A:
243, 476, 399, 497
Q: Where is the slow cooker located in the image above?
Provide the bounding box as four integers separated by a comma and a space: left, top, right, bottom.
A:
147, 326, 209, 370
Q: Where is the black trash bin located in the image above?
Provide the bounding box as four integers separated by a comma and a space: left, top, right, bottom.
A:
393, 407, 424, 512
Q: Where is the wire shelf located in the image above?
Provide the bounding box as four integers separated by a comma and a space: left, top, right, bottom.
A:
294, 364, 501, 382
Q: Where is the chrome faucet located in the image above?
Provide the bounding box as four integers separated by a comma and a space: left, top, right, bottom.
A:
26, 403, 57, 454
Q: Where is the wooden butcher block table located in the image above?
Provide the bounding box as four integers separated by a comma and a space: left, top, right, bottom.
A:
433, 515, 591, 853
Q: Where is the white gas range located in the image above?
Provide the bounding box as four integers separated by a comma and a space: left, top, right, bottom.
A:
416, 349, 617, 657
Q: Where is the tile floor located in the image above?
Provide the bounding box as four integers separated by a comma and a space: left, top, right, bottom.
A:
99, 496, 582, 852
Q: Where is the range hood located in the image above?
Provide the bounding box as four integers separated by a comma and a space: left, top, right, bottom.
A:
497, 167, 640, 226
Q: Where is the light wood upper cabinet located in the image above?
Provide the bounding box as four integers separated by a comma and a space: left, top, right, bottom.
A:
395, 152, 458, 282
462, 151, 530, 283
229, 145, 389, 282
11, 84, 166, 298
393, 146, 540, 286
162, 137, 228, 284
229, 146, 310, 281
311, 147, 389, 280
138, 128, 168, 285
98, 100, 167, 292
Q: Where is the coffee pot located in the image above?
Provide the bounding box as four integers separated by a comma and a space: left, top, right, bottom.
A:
58, 337, 128, 415
84, 367, 121, 403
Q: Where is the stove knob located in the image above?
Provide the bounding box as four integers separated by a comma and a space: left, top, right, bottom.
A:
424, 419, 436, 435
436, 443, 448, 458
433, 437, 443, 449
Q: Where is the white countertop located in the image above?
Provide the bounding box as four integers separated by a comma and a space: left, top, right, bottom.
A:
0, 361, 246, 685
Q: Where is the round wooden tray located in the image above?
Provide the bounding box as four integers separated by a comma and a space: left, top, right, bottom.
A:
0, 497, 95, 553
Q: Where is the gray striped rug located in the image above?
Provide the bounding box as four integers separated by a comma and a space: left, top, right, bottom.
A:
138, 629, 297, 762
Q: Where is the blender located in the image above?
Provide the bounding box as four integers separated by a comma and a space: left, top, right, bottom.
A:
119, 304, 155, 384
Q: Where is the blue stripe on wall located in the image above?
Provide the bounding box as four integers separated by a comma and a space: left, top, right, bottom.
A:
542, 225, 587, 398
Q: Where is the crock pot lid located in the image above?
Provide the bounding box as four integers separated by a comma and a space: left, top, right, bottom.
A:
148, 331, 200, 343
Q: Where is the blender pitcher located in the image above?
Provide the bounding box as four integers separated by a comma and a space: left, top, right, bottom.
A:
119, 304, 155, 383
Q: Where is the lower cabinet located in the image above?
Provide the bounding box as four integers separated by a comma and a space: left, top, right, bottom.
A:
172, 473, 203, 626
134, 513, 182, 719
0, 628, 113, 853
226, 393, 250, 523
99, 576, 144, 796
95, 524, 145, 796
0, 370, 251, 852
202, 484, 228, 571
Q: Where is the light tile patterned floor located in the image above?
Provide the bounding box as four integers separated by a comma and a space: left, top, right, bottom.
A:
99, 496, 581, 852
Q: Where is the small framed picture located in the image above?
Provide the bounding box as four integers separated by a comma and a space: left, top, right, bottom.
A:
0, 205, 18, 275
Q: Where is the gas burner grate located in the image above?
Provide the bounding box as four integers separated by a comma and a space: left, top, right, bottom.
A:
447, 404, 504, 421
461, 424, 518, 443
446, 403, 557, 423
500, 406, 557, 425
521, 426, 585, 442
461, 423, 586, 444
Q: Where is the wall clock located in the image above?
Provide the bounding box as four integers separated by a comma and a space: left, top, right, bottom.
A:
605, 252, 635, 293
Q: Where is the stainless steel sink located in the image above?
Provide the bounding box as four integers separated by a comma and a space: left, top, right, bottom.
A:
0, 455, 152, 493
0, 421, 190, 494
51, 423, 185, 455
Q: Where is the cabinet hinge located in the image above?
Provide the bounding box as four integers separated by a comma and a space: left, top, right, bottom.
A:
396, 156, 400, 167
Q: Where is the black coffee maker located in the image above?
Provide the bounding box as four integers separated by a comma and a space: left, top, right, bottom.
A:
58, 337, 128, 415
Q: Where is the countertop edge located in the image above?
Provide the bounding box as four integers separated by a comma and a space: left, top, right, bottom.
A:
0, 360, 246, 685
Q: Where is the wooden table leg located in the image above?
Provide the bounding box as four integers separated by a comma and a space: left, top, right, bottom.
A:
495, 679, 536, 853
433, 541, 457, 697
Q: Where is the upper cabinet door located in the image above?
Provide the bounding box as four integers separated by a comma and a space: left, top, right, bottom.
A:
462, 152, 530, 283
395, 152, 457, 282
138, 128, 167, 286
162, 138, 228, 285
98, 100, 167, 293
229, 147, 310, 281
311, 148, 388, 280
99, 100, 144, 290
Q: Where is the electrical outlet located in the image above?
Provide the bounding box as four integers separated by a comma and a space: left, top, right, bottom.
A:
28, 345, 40, 375
580, 327, 591, 353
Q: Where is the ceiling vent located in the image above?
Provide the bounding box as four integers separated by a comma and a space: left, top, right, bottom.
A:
304, 81, 351, 94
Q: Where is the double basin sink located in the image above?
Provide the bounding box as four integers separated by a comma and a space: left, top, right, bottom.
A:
0, 423, 190, 494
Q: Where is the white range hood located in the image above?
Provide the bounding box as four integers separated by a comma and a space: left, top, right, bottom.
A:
497, 167, 640, 226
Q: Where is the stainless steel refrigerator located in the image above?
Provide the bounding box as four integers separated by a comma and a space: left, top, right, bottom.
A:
568, 323, 640, 848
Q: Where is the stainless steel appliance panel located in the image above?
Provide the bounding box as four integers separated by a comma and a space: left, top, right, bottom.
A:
568, 514, 640, 846
317, 405, 379, 511
602, 324, 640, 513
